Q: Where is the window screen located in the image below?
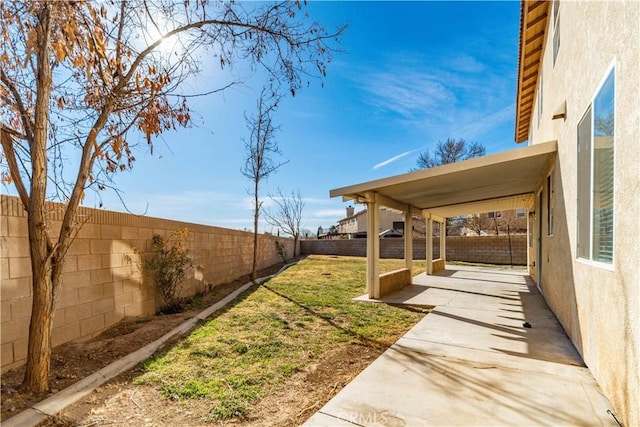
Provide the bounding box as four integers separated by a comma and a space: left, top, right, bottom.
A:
592, 71, 615, 262
576, 67, 615, 264
577, 107, 592, 259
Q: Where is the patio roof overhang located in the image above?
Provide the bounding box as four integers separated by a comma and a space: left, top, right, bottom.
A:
330, 141, 557, 218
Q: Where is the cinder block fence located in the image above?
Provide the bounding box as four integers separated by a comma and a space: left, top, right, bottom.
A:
0, 195, 294, 372
301, 235, 527, 265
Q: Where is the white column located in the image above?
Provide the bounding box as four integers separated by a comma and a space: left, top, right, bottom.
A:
366, 198, 380, 299
404, 209, 413, 272
440, 218, 446, 263
426, 215, 433, 275
527, 209, 532, 275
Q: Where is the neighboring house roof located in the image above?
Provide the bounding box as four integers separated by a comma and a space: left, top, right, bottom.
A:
337, 207, 403, 224
515, 0, 550, 143
379, 229, 403, 238
337, 209, 367, 224
330, 141, 557, 218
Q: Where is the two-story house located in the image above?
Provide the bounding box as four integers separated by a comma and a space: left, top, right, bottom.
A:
330, 1, 639, 424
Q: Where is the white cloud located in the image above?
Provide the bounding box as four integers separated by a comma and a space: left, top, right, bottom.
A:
447, 54, 486, 73
97, 187, 345, 234
354, 51, 511, 134
373, 149, 417, 170
454, 103, 515, 140
313, 209, 347, 218
360, 70, 456, 120
352, 52, 515, 171
370, 103, 515, 171
302, 197, 336, 205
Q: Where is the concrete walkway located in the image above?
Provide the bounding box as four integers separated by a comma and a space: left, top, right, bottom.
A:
304, 265, 617, 426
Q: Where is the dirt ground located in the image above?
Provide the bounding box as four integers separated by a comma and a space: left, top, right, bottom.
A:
1, 262, 390, 426
41, 342, 382, 427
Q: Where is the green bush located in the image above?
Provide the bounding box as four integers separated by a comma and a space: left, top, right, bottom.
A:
140, 229, 193, 313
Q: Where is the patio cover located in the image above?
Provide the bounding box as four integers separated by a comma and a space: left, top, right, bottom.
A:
329, 141, 557, 298
330, 141, 557, 217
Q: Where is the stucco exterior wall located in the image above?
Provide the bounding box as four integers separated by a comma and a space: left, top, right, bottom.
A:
0, 195, 294, 372
527, 2, 639, 424
337, 208, 405, 235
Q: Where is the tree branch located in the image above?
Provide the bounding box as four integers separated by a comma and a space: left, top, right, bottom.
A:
0, 67, 35, 142
0, 128, 30, 210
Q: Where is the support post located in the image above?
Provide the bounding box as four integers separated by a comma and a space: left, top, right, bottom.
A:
527, 209, 532, 275
426, 215, 433, 275
366, 197, 380, 298
404, 209, 413, 272
440, 218, 446, 263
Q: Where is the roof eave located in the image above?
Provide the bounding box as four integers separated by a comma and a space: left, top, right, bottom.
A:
515, 0, 550, 143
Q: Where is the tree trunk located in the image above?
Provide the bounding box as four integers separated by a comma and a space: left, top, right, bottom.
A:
21, 256, 54, 392
21, 3, 57, 393
293, 236, 298, 258
252, 183, 259, 282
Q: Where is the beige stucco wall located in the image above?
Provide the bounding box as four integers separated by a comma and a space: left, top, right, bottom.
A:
527, 1, 639, 424
0, 195, 294, 372
338, 208, 406, 235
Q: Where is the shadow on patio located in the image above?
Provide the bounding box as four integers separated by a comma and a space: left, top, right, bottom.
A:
305, 264, 616, 426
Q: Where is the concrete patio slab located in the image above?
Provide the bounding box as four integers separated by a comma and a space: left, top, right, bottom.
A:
305, 265, 617, 426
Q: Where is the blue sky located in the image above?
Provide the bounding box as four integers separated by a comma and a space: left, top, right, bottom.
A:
16, 1, 523, 234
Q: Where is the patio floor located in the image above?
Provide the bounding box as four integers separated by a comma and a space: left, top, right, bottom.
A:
303, 265, 617, 426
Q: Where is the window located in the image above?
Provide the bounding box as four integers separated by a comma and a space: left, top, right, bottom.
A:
537, 72, 543, 127
577, 67, 615, 264
516, 208, 526, 219
547, 174, 553, 235
553, 0, 560, 66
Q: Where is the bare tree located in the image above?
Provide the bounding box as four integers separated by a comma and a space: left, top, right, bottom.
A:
486, 210, 527, 236
264, 189, 305, 257
415, 138, 486, 169
0, 0, 343, 392
242, 88, 287, 281
300, 228, 314, 239
414, 138, 486, 236
465, 213, 489, 236
446, 216, 466, 236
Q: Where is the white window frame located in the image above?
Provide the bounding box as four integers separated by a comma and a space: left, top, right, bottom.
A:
537, 71, 543, 128
576, 62, 616, 270
552, 0, 560, 66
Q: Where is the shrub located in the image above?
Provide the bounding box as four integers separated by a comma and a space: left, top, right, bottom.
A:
275, 240, 287, 263
140, 229, 194, 313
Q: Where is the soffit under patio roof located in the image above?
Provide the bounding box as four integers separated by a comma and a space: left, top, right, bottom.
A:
330, 141, 557, 218
515, 0, 550, 143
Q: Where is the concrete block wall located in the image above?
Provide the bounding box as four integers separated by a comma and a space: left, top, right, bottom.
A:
446, 235, 527, 265
379, 268, 412, 297
0, 195, 293, 372
301, 235, 527, 265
